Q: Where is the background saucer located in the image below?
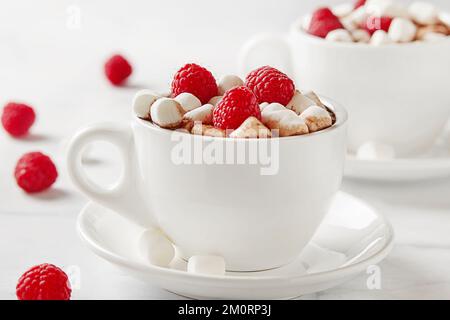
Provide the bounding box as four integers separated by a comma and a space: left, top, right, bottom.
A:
77, 192, 394, 299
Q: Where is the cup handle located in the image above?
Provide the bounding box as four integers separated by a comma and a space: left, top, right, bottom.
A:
66, 122, 156, 228
239, 33, 293, 78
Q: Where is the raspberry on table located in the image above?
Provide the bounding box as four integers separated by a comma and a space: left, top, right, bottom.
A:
245, 66, 295, 106
104, 54, 133, 86
14, 152, 58, 193
16, 264, 71, 300
364, 16, 393, 35
171, 63, 218, 104
1, 102, 36, 137
213, 86, 261, 130
308, 7, 344, 38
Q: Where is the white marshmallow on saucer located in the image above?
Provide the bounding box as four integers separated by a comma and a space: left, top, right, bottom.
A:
138, 229, 175, 267
218, 75, 244, 96
341, 16, 358, 32
439, 12, 450, 28
262, 109, 309, 137
346, 6, 369, 26
286, 90, 316, 115
151, 98, 185, 129
421, 32, 448, 42
366, 0, 408, 18
191, 123, 226, 137
187, 255, 226, 276
261, 102, 287, 114
408, 1, 439, 25
183, 104, 214, 125
259, 102, 269, 112
352, 29, 371, 43
208, 96, 223, 107
174, 92, 202, 112
133, 90, 159, 119
370, 30, 392, 46
326, 29, 353, 42
229, 117, 272, 138
332, 3, 354, 18
416, 24, 448, 41
356, 141, 395, 160
299, 106, 332, 132
388, 18, 417, 43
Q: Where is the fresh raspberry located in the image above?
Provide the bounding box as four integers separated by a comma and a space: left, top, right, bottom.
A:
364, 16, 393, 35
1, 102, 36, 137
308, 7, 344, 38
16, 264, 71, 300
104, 54, 132, 86
213, 86, 261, 130
245, 66, 295, 106
171, 63, 218, 104
354, 0, 366, 9
15, 152, 58, 193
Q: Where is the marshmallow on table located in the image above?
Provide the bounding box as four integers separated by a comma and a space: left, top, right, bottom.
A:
151, 98, 185, 129
356, 141, 395, 160
408, 1, 439, 25
187, 255, 226, 276
388, 18, 417, 43
229, 117, 272, 138
416, 25, 448, 41
326, 29, 353, 42
133, 90, 159, 119
174, 92, 202, 112
218, 75, 244, 95
138, 229, 175, 267
352, 29, 371, 43
262, 108, 309, 137
370, 30, 392, 46
286, 90, 316, 115
183, 104, 214, 125
191, 123, 226, 137
208, 96, 223, 107
299, 106, 333, 132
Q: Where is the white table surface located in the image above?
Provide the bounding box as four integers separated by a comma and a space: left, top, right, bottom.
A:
1, 0, 450, 300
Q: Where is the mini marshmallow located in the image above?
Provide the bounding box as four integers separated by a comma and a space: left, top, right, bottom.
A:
187, 255, 226, 276
366, 0, 408, 18
138, 229, 175, 267
302, 13, 312, 31
416, 24, 448, 40
388, 18, 417, 43
229, 117, 272, 138
151, 98, 185, 129
259, 102, 269, 111
218, 75, 244, 96
286, 90, 316, 115
370, 30, 392, 46
175, 92, 202, 112
208, 96, 223, 107
261, 102, 286, 114
183, 104, 214, 124
409, 2, 439, 25
421, 32, 448, 42
304, 91, 325, 108
341, 16, 358, 32
133, 90, 159, 119
346, 6, 369, 26
352, 29, 371, 43
262, 109, 309, 137
191, 123, 226, 137
332, 3, 354, 18
356, 141, 395, 160
299, 106, 332, 132
439, 12, 450, 29
326, 29, 353, 42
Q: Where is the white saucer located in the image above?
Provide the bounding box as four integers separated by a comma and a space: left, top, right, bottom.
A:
77, 192, 394, 299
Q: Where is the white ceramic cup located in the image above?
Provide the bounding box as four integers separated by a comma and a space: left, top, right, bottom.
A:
239, 19, 450, 156
67, 99, 347, 271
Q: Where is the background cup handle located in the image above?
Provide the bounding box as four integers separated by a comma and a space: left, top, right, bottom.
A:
239, 33, 293, 78
66, 122, 156, 228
